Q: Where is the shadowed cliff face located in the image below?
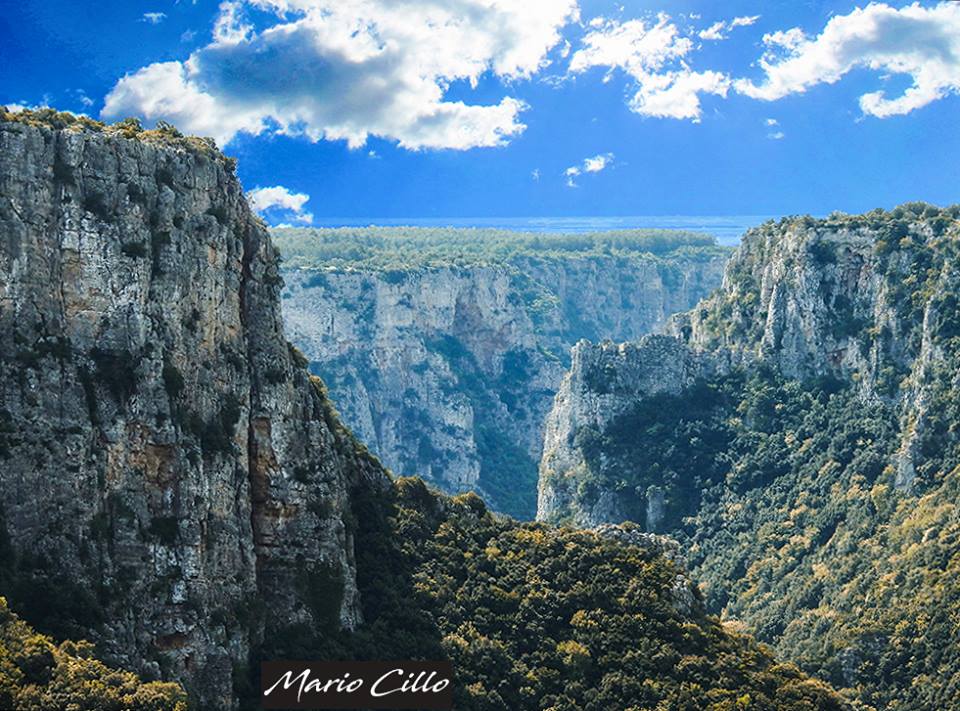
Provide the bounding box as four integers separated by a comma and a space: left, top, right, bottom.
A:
0, 116, 387, 708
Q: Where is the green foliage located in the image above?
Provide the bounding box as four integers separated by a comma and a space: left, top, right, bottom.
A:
121, 240, 148, 259
475, 425, 540, 521
147, 517, 180, 546
174, 393, 242, 457
0, 107, 236, 172
295, 562, 345, 630
0, 597, 187, 710
577, 376, 744, 530
162, 359, 185, 399
553, 205, 960, 709
272, 226, 727, 272
288, 342, 310, 369
89, 347, 140, 402
245, 479, 846, 710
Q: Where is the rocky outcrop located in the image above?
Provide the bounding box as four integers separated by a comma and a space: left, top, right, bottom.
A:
538, 207, 960, 524
0, 114, 387, 708
534, 206, 960, 709
281, 254, 727, 518
538, 336, 716, 526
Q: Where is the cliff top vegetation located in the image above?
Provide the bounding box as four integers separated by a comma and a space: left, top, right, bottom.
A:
0, 107, 237, 171
272, 226, 730, 272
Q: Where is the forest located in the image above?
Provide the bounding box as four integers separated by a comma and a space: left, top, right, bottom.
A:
541, 203, 960, 709
272, 226, 725, 272
243, 478, 847, 710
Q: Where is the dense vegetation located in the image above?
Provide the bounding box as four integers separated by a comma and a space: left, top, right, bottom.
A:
0, 106, 237, 171
0, 597, 186, 710
549, 204, 960, 709
245, 478, 846, 710
272, 226, 727, 271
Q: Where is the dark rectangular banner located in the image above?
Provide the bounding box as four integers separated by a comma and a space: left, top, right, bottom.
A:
260, 661, 454, 709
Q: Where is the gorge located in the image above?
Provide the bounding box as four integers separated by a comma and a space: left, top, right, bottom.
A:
0, 107, 846, 710
274, 227, 728, 518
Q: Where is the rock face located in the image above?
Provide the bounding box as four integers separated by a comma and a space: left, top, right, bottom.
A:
538, 336, 717, 527
538, 210, 956, 525
280, 254, 727, 518
535, 207, 960, 707
0, 116, 386, 708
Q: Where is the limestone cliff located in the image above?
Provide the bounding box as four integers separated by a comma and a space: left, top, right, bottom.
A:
0, 112, 386, 708
535, 205, 960, 709
279, 252, 727, 518
539, 207, 959, 525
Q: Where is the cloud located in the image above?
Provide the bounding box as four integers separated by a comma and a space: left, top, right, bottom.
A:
765, 117, 779, 126
104, 0, 579, 150
699, 22, 726, 42
768, 130, 785, 140
565, 152, 613, 186
731, 15, 761, 28
699, 15, 760, 41
735, 2, 960, 117
569, 13, 730, 122
142, 12, 167, 25
582, 153, 613, 173
248, 185, 313, 224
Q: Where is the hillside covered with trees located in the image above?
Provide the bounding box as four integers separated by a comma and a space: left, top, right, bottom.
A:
0, 597, 187, 711
538, 203, 960, 709
0, 108, 846, 709
245, 477, 847, 710
272, 226, 726, 272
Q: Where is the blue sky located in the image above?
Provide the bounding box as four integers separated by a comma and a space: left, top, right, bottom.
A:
2, 1, 958, 222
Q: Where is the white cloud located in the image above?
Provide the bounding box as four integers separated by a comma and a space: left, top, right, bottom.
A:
699, 15, 759, 41
142, 12, 167, 25
248, 185, 313, 224
765, 117, 779, 126
569, 14, 730, 122
699, 21, 726, 41
104, 0, 579, 150
731, 15, 761, 28
736, 2, 960, 117
531, 168, 541, 182
582, 153, 613, 173
565, 152, 613, 186
768, 130, 785, 140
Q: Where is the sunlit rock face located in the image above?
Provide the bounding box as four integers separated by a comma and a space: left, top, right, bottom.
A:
281, 254, 727, 519
537, 213, 955, 525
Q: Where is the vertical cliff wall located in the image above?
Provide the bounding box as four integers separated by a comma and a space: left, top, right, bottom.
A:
280, 253, 727, 518
0, 113, 386, 708
539, 210, 958, 525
